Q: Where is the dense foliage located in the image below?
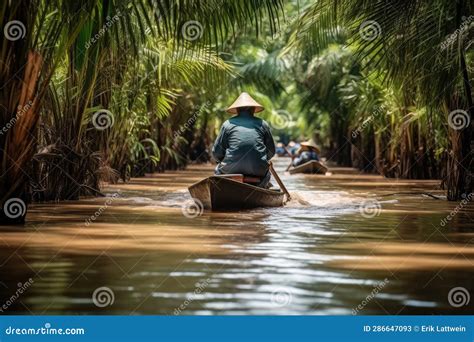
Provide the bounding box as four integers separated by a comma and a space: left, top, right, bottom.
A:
1, 0, 472, 224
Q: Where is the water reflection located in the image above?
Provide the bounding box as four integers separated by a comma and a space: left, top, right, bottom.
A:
0, 158, 472, 315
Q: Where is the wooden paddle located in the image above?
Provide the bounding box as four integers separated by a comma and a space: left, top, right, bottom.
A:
268, 161, 291, 201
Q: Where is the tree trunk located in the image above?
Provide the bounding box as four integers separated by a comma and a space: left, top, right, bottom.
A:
1, 52, 42, 225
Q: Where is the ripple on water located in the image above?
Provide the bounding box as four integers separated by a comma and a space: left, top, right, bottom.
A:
3, 161, 472, 315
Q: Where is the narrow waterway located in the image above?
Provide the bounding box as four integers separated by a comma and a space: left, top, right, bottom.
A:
0, 158, 472, 315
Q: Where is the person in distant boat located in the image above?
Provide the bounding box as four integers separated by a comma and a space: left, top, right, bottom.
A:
287, 140, 300, 155
292, 139, 320, 167
276, 142, 286, 156
212, 92, 275, 188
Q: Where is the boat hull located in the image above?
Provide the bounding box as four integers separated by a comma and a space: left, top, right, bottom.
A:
289, 160, 328, 174
188, 176, 285, 210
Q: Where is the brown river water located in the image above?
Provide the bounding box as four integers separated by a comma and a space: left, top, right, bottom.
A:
0, 158, 473, 315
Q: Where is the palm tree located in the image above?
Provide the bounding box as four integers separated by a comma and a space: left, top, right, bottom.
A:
1, 0, 284, 224
286, 0, 473, 200
1, 0, 98, 223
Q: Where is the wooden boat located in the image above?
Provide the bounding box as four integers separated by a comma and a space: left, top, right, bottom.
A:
188, 175, 285, 210
289, 160, 328, 175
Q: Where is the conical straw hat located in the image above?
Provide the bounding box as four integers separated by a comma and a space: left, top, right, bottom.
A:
226, 92, 264, 114
300, 139, 321, 154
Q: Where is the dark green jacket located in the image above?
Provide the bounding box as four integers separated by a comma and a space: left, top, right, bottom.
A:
212, 112, 275, 177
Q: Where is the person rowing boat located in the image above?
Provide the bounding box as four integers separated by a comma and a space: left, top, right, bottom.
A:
292, 139, 321, 167
189, 92, 291, 209
284, 139, 328, 174
212, 92, 276, 188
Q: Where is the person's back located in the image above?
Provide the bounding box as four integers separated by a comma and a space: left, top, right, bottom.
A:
211, 93, 275, 187
213, 112, 274, 176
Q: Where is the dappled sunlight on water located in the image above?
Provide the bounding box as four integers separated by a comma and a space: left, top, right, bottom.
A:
0, 158, 472, 315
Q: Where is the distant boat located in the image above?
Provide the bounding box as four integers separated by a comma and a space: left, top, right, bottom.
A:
289, 160, 328, 175
188, 175, 285, 210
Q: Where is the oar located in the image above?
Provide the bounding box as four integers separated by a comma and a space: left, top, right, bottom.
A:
268, 161, 291, 201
